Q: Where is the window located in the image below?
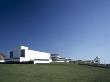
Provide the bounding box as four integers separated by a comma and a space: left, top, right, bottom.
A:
21, 50, 25, 57
10, 51, 13, 58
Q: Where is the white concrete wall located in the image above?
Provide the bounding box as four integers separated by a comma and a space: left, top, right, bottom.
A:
34, 59, 52, 64
0, 60, 5, 62
53, 61, 65, 62
20, 49, 51, 62
10, 46, 52, 63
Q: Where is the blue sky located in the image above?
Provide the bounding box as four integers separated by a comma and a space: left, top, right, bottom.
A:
0, 0, 110, 63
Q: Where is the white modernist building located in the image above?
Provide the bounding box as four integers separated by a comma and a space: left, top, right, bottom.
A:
0, 53, 5, 63
9, 46, 52, 64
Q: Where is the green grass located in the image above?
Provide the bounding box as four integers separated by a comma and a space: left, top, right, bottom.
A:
0, 64, 110, 82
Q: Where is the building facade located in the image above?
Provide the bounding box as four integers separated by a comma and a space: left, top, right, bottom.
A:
51, 54, 69, 62
0, 53, 5, 62
9, 46, 52, 64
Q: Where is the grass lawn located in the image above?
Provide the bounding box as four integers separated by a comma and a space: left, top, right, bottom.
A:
0, 63, 110, 82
